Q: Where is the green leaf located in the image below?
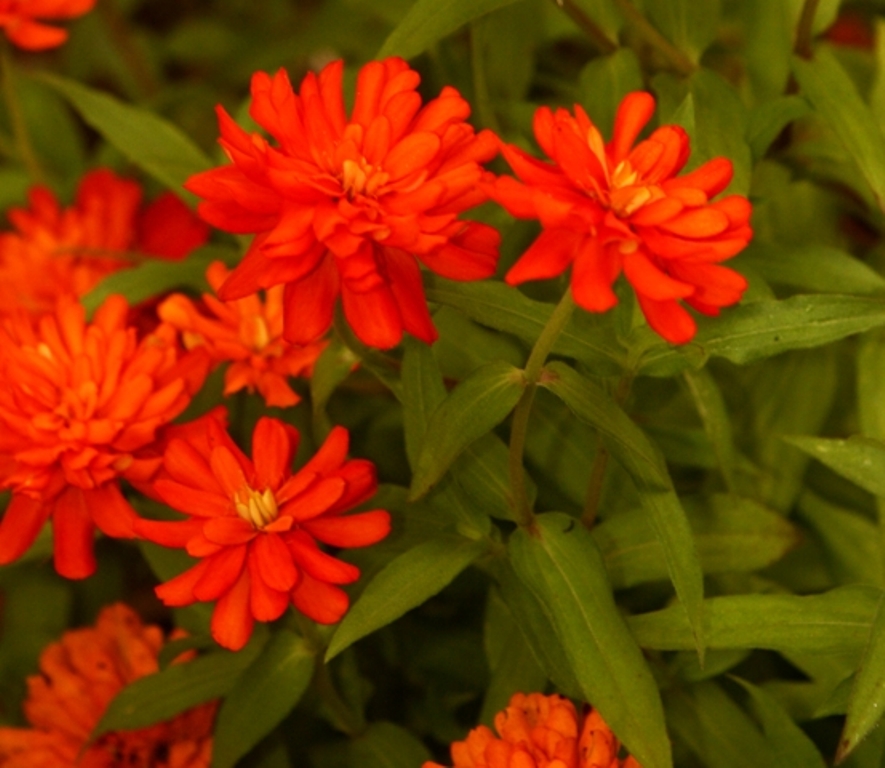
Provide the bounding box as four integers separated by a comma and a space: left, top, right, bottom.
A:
746, 96, 812, 160
784, 435, 885, 498
541, 362, 705, 656
410, 360, 524, 499
310, 336, 360, 438
509, 512, 672, 768
793, 49, 885, 212
402, 337, 447, 471
578, 48, 644, 137
326, 537, 489, 660
645, 0, 721, 63
35, 72, 212, 200
378, 0, 523, 59
212, 630, 315, 768
628, 586, 881, 654
349, 722, 433, 768
594, 494, 799, 589
640, 295, 885, 374
858, 331, 885, 440
92, 632, 267, 739
683, 369, 737, 490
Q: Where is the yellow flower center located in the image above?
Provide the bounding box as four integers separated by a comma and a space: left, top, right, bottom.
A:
341, 157, 389, 199
235, 486, 279, 528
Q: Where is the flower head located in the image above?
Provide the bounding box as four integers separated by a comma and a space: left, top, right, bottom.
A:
186, 57, 501, 350
492, 92, 752, 343
0, 603, 216, 768
424, 693, 640, 768
0, 296, 209, 578
136, 414, 390, 650
158, 261, 326, 408
0, 168, 209, 318
0, 0, 95, 50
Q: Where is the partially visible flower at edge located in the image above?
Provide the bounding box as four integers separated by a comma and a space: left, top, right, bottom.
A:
0, 295, 210, 578
0, 0, 96, 50
489, 91, 752, 344
135, 414, 390, 651
158, 260, 326, 408
424, 692, 641, 768
0, 168, 209, 318
185, 56, 501, 350
0, 602, 216, 768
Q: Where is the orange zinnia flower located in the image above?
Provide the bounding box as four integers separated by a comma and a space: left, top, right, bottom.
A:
0, 603, 217, 768
185, 57, 501, 350
0, 0, 95, 50
425, 693, 641, 768
158, 261, 326, 408
0, 296, 209, 578
135, 414, 390, 651
0, 168, 209, 317
491, 92, 752, 343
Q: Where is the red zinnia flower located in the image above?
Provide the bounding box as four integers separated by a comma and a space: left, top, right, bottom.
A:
424, 692, 641, 768
0, 0, 95, 50
158, 261, 326, 408
185, 57, 501, 350
0, 603, 217, 768
135, 415, 390, 651
0, 168, 209, 318
0, 296, 209, 578
491, 92, 752, 343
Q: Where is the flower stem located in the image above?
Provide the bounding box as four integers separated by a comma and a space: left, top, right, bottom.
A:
612, 0, 696, 77
508, 288, 576, 527
549, 0, 618, 54
1, 45, 43, 183
794, 0, 821, 59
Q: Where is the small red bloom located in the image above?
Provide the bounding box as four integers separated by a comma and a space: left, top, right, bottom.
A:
158, 261, 326, 408
135, 415, 390, 651
186, 57, 501, 350
0, 296, 209, 578
0, 0, 95, 50
0, 603, 216, 768
424, 692, 641, 768
491, 92, 752, 343
0, 169, 209, 318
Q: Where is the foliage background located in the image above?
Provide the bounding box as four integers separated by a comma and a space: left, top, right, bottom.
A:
6, 0, 885, 767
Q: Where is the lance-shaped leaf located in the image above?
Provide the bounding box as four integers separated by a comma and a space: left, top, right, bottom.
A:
410, 360, 524, 499
509, 513, 672, 768
784, 435, 885, 498
212, 630, 314, 768
326, 536, 489, 660
541, 361, 705, 656
92, 630, 267, 739
35, 73, 212, 201
746, 96, 811, 160
402, 337, 447, 471
838, 596, 885, 762
578, 48, 643, 137
378, 0, 522, 59
349, 722, 433, 768
683, 369, 737, 490
793, 49, 885, 212
628, 586, 881, 654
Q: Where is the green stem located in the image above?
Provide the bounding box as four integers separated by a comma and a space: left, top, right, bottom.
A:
612, 0, 696, 76
508, 289, 576, 527
794, 0, 821, 59
549, 0, 618, 54
1, 46, 43, 183
581, 370, 634, 529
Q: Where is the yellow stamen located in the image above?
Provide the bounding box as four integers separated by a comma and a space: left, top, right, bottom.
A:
235, 487, 279, 528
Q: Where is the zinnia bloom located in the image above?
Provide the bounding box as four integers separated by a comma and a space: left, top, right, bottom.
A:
491, 92, 752, 343
0, 168, 209, 317
158, 261, 326, 408
0, 295, 209, 578
186, 57, 501, 350
0, 603, 216, 768
424, 693, 640, 768
135, 414, 390, 651
0, 0, 95, 50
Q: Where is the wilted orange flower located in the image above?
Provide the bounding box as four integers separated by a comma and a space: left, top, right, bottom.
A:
0, 168, 209, 317
0, 0, 95, 50
0, 296, 209, 578
491, 92, 752, 343
424, 693, 640, 768
0, 603, 216, 768
186, 57, 501, 350
136, 414, 390, 651
158, 261, 326, 408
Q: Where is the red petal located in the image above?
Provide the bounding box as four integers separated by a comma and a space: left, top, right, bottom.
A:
155, 480, 232, 519
156, 560, 209, 606
636, 294, 697, 344
135, 517, 203, 548
303, 510, 391, 547
203, 517, 257, 546
251, 533, 298, 591
0, 494, 51, 566
298, 426, 348, 477
570, 237, 620, 312
248, 554, 291, 622
622, 251, 694, 301
253, 418, 298, 491
341, 281, 404, 349
282, 257, 340, 345
282, 476, 346, 522
51, 488, 96, 579
610, 92, 656, 163
193, 546, 248, 601
381, 247, 437, 345
290, 572, 349, 624
211, 571, 255, 651
506, 229, 581, 285
286, 532, 359, 584
85, 484, 137, 540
